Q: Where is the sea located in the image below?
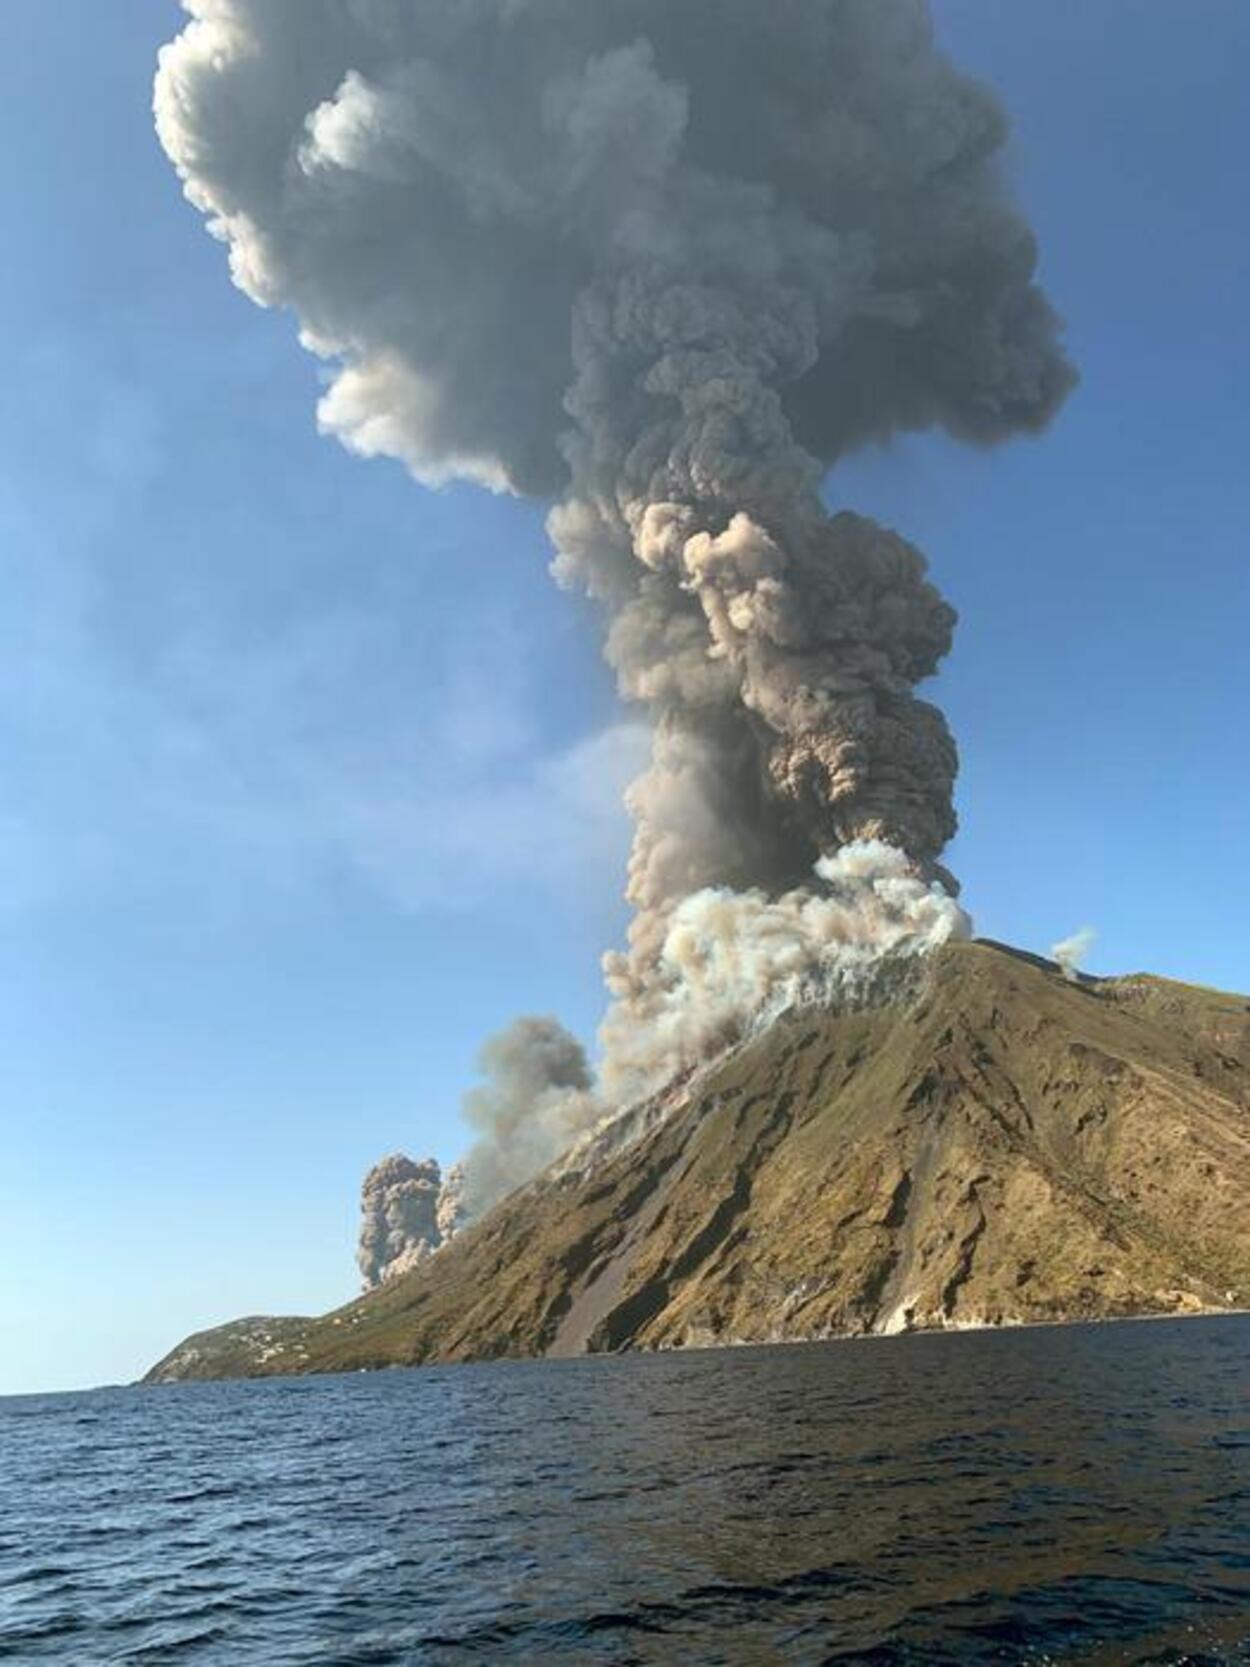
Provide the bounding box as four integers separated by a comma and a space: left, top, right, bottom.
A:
3, 1316, 1249, 1665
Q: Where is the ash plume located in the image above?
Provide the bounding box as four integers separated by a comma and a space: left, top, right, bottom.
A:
358, 1153, 451, 1290
157, 2, 1073, 1207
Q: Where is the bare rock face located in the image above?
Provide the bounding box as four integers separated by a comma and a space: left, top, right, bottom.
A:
357, 1155, 461, 1290
146, 942, 1250, 1382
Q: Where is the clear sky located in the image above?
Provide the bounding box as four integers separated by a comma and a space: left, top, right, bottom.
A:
2, 2, 1247, 1395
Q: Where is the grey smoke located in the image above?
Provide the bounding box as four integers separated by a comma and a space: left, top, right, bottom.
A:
357, 1025, 593, 1274
458, 1017, 601, 1216
158, 2, 1073, 1204
357, 1153, 461, 1289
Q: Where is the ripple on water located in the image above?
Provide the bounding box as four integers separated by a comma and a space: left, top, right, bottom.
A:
1, 1317, 1249, 1663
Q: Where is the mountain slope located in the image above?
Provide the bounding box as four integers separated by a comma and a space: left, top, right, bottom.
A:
145, 942, 1250, 1382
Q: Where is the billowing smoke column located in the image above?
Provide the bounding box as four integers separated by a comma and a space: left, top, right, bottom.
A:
157, 2, 1073, 1209
357, 1153, 464, 1289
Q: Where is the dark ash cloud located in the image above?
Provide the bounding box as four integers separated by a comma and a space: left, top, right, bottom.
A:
159, 0, 1072, 1189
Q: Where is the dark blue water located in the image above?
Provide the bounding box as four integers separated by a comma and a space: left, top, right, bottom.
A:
3, 1317, 1249, 1665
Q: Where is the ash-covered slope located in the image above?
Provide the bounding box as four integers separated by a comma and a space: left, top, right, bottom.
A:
145, 943, 1250, 1382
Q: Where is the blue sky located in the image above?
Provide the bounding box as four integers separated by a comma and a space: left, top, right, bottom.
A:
2, 2, 1247, 1395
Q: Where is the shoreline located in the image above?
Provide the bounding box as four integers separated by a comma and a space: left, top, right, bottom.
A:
7, 1303, 1249, 1399
131, 1301, 1250, 1393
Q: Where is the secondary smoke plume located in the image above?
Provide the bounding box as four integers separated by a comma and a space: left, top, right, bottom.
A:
458, 1017, 601, 1216
358, 1153, 448, 1289
157, 2, 1072, 1206
1052, 926, 1097, 983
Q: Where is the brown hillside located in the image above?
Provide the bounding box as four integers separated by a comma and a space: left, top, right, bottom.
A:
145, 941, 1250, 1382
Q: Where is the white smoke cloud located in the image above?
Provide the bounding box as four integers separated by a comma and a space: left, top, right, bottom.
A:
601, 841, 970, 1100
316, 356, 512, 493
1052, 925, 1097, 982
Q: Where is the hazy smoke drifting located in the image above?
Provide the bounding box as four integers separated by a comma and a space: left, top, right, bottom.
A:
458, 1017, 601, 1216
157, 2, 1072, 1210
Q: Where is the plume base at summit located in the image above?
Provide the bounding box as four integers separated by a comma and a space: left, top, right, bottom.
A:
145, 941, 1250, 1383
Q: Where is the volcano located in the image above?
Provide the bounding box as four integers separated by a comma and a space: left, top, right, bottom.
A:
145, 942, 1250, 1382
